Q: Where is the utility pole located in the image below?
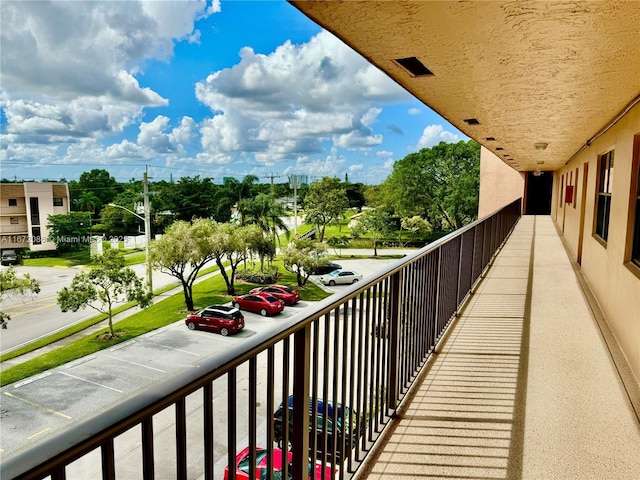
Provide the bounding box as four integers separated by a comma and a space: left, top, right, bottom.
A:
143, 167, 153, 293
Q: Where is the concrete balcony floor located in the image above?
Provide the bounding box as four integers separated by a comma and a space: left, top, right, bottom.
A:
357, 215, 640, 480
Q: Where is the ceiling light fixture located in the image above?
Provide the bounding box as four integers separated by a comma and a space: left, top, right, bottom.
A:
534, 142, 548, 150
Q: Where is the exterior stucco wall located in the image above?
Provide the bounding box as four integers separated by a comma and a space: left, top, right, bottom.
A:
552, 103, 640, 383
478, 146, 525, 218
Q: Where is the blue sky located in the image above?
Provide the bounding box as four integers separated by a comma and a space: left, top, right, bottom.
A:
0, 0, 466, 185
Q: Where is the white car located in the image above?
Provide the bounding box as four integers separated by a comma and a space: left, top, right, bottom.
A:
319, 269, 363, 286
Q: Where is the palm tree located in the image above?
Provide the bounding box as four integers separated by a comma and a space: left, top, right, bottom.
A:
75, 191, 102, 217
243, 194, 289, 244
224, 175, 259, 225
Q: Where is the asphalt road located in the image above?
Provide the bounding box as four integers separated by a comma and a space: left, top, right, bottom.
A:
0, 264, 187, 353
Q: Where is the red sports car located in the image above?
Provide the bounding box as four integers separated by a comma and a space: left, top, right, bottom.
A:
249, 285, 300, 305
233, 294, 285, 316
223, 446, 336, 480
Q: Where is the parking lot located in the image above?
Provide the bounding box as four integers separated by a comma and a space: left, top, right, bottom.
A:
0, 251, 414, 476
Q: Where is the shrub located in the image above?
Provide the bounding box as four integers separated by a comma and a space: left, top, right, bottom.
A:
236, 267, 280, 284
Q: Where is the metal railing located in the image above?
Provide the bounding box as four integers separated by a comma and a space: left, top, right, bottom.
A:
2, 199, 521, 480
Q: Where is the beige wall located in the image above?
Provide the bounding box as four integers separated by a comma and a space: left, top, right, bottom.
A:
478, 147, 525, 218
552, 103, 640, 383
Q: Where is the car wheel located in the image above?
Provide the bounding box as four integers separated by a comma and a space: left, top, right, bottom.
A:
352, 278, 359, 284
233, 302, 241, 309
187, 321, 196, 330
220, 327, 229, 337
277, 438, 293, 450
329, 280, 336, 286
260, 308, 268, 317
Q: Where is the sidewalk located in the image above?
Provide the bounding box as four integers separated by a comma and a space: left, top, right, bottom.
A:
0, 268, 222, 373
360, 216, 640, 480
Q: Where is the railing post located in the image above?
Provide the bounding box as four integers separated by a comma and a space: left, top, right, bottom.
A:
292, 326, 311, 480
386, 270, 401, 411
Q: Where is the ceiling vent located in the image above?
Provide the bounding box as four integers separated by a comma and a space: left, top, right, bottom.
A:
394, 57, 434, 77
495, 147, 504, 151
485, 137, 496, 141
463, 118, 480, 125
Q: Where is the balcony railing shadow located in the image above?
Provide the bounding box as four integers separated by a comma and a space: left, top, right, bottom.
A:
356, 219, 533, 479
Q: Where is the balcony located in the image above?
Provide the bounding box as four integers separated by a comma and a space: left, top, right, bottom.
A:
2, 200, 639, 480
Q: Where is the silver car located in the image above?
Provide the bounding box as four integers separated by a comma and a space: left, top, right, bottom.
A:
319, 269, 363, 286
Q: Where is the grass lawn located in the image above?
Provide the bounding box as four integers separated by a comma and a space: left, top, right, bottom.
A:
23, 250, 91, 267
0, 261, 330, 387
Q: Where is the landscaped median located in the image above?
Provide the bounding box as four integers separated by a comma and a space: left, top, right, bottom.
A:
0, 262, 329, 387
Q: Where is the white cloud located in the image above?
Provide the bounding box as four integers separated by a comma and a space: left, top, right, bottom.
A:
408, 108, 421, 115
0, 0, 208, 146
195, 30, 410, 162
376, 150, 394, 158
413, 124, 460, 150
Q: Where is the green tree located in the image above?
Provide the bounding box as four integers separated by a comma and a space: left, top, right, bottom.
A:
74, 191, 103, 216
207, 223, 256, 295
400, 216, 432, 246
149, 219, 216, 311
281, 239, 327, 286
243, 193, 289, 244
1, 267, 41, 329
47, 212, 92, 253
71, 169, 118, 208
223, 175, 259, 225
156, 176, 218, 221
380, 140, 480, 231
303, 177, 349, 242
351, 209, 393, 256
344, 182, 367, 211
58, 249, 152, 338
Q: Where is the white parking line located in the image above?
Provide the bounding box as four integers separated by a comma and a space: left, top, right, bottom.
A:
58, 371, 123, 393
102, 354, 166, 373
155, 344, 200, 356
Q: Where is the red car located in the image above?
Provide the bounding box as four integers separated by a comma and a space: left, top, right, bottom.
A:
233, 294, 285, 316
184, 305, 244, 336
223, 446, 336, 480
249, 285, 300, 305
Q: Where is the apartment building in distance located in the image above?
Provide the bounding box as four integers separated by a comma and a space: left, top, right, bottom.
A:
0, 182, 70, 252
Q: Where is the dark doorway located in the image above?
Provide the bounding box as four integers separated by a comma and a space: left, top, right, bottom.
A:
525, 171, 553, 215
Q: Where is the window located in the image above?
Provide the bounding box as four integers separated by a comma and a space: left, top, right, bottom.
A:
559, 175, 564, 207
10, 217, 18, 224
595, 150, 614, 242
574, 168, 579, 208
53, 197, 63, 206
32, 227, 42, 245
8, 198, 17, 206
629, 136, 640, 268
30, 197, 40, 226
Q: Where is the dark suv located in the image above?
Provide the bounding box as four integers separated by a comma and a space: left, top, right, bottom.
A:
273, 396, 363, 460
184, 305, 244, 336
1, 249, 18, 266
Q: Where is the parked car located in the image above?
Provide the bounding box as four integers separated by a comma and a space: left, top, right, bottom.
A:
233, 294, 285, 316
319, 269, 363, 286
223, 446, 336, 480
1, 249, 19, 265
184, 305, 244, 336
273, 396, 364, 461
309, 262, 342, 275
249, 285, 300, 305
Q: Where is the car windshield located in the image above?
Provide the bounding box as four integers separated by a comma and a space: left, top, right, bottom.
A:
281, 286, 294, 293
328, 271, 340, 276
265, 296, 279, 303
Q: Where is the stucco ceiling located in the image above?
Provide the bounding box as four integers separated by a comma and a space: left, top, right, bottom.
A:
290, 1, 640, 172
